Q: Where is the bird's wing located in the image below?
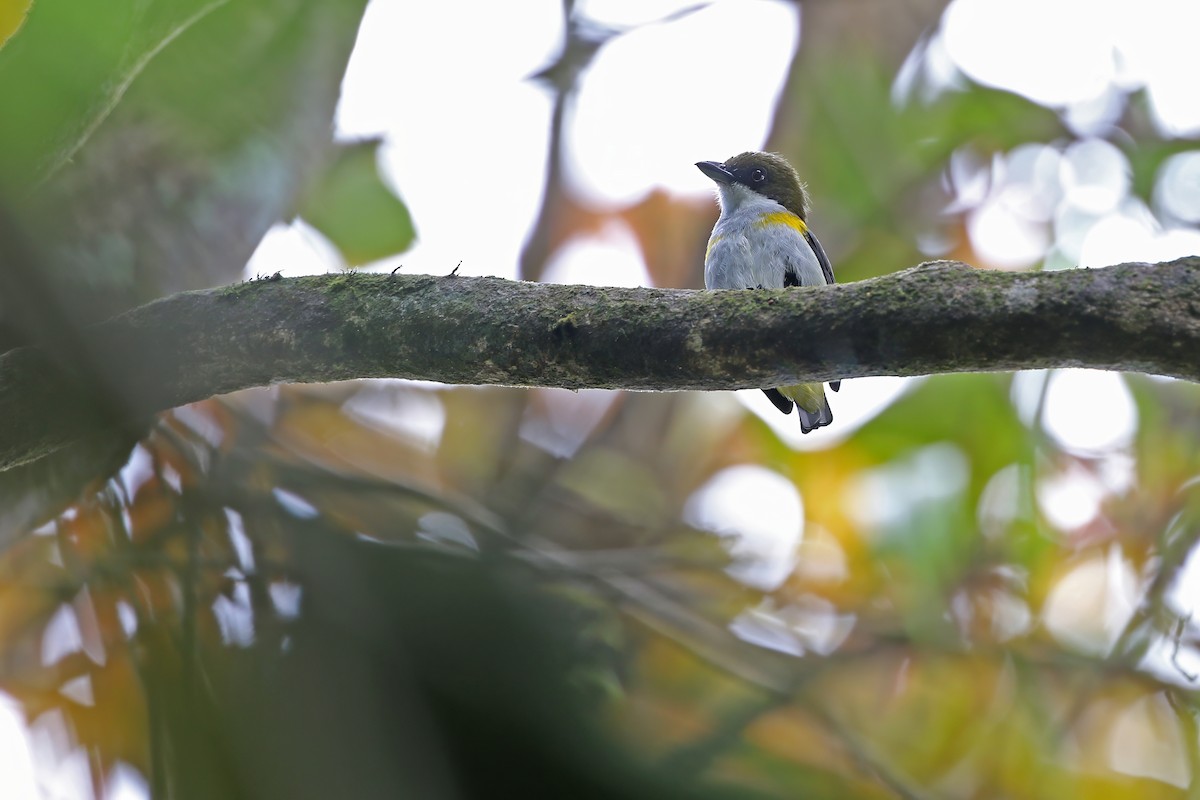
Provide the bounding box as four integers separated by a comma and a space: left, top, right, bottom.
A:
804, 230, 835, 286
804, 229, 841, 392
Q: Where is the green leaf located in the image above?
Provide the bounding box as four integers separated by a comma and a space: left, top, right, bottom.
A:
0, 0, 31, 48
909, 84, 1064, 167
0, 0, 152, 186
299, 140, 416, 265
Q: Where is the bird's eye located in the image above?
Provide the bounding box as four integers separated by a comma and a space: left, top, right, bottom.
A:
751, 168, 767, 184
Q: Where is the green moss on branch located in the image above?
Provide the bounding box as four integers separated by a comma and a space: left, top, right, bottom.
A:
1, 257, 1197, 470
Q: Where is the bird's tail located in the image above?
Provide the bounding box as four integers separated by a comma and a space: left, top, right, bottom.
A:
796, 392, 832, 434
774, 383, 832, 434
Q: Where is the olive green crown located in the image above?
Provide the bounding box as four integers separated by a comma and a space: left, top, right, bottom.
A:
725, 151, 810, 220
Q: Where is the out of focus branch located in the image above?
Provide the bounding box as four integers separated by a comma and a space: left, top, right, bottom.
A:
1, 257, 1197, 470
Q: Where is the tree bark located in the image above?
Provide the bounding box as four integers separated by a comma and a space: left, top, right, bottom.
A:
1, 257, 1197, 471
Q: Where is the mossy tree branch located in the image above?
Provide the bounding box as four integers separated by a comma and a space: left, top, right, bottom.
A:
1, 257, 1197, 471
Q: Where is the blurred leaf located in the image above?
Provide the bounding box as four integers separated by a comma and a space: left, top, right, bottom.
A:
298, 140, 416, 265
0, 0, 134, 186
0, 0, 226, 188
910, 84, 1064, 168
556, 448, 668, 526
1127, 376, 1200, 492
0, 0, 30, 48
794, 59, 916, 229
0, 0, 370, 348
853, 374, 1026, 488
1128, 140, 1200, 213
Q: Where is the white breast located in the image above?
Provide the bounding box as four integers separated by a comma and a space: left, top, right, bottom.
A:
703, 184, 825, 290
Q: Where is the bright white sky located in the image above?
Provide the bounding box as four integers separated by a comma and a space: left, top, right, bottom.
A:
9, 0, 1200, 796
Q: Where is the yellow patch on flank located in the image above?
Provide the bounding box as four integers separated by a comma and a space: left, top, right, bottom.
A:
752, 211, 807, 234
705, 234, 723, 261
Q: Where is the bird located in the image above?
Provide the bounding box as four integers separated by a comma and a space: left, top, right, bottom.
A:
696, 151, 839, 433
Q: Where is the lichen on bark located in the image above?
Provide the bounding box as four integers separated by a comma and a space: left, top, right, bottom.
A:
0, 256, 1197, 472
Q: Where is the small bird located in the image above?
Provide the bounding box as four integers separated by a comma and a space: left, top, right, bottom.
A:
696, 151, 839, 433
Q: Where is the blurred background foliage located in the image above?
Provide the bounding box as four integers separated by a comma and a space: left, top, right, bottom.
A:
1, 0, 1200, 798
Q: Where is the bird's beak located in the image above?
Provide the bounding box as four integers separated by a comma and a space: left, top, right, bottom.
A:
696, 160, 734, 185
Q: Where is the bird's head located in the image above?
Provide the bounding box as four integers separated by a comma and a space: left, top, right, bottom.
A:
695, 151, 810, 220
